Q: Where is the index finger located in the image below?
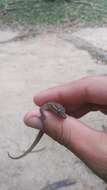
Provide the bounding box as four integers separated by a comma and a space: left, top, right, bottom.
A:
34, 78, 86, 106
33, 76, 107, 109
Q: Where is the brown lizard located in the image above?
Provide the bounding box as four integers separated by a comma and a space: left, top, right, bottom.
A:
8, 101, 67, 159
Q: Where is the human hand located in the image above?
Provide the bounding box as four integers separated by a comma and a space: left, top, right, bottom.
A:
24, 76, 107, 182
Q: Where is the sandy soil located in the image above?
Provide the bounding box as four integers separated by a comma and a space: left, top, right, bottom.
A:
0, 26, 107, 190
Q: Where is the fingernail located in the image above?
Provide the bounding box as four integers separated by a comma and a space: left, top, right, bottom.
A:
24, 111, 43, 130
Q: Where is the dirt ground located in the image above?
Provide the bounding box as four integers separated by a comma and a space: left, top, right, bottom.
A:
0, 26, 107, 190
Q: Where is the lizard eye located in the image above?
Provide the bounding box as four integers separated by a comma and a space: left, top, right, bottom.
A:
57, 108, 62, 112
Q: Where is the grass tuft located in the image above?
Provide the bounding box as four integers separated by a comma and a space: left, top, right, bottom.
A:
0, 0, 107, 26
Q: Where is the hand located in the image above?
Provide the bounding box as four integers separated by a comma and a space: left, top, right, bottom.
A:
24, 76, 107, 182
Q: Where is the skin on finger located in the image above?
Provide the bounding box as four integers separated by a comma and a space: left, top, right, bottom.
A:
24, 108, 107, 181
69, 103, 107, 118
33, 78, 86, 107
33, 76, 107, 115
24, 107, 43, 130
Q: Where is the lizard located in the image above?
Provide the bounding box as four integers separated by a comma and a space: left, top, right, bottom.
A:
8, 101, 67, 159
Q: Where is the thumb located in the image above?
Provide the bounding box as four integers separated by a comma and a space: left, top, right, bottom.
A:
24, 108, 107, 181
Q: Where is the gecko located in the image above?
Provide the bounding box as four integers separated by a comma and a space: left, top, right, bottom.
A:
8, 101, 67, 159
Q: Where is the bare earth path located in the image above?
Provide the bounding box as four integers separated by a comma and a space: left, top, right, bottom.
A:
0, 27, 107, 190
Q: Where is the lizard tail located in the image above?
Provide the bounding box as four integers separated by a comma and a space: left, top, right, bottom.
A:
8, 130, 44, 160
